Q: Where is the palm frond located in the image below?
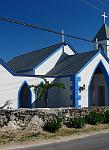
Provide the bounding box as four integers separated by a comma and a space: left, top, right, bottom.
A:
28, 78, 65, 108
48, 83, 65, 90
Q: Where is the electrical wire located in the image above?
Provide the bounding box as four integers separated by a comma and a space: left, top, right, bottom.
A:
97, 0, 109, 12
80, 0, 109, 22
80, 0, 104, 12
0, 16, 109, 46
103, 0, 109, 5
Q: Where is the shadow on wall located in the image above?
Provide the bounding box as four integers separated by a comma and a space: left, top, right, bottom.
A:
32, 98, 46, 108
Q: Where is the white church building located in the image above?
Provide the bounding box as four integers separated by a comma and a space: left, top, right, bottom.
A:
0, 23, 109, 109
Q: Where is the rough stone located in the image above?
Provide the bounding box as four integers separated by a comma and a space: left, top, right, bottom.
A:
10, 114, 16, 121
28, 115, 43, 130
0, 107, 107, 130
7, 121, 18, 130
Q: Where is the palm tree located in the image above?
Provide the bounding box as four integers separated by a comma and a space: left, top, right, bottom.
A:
29, 78, 65, 108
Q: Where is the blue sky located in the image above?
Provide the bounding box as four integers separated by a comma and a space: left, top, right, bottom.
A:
0, 0, 109, 61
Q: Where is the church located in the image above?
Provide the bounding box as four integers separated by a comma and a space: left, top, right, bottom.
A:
0, 23, 109, 109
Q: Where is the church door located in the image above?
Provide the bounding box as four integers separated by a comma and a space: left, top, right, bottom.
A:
18, 82, 32, 108
98, 86, 105, 106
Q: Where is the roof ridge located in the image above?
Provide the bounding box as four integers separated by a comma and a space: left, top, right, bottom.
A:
7, 41, 68, 72
57, 49, 99, 64
8, 42, 65, 60
47, 49, 100, 76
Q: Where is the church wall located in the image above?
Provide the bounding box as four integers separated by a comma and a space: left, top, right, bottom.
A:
34, 46, 63, 75
0, 64, 56, 109
64, 45, 75, 55
76, 52, 109, 108
48, 77, 71, 107
59, 77, 72, 107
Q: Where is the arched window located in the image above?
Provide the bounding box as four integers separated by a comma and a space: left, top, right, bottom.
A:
18, 81, 32, 108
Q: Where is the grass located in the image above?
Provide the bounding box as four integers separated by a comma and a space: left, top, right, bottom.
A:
0, 124, 109, 146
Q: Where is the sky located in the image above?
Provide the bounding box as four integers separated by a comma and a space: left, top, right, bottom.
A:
0, 0, 109, 61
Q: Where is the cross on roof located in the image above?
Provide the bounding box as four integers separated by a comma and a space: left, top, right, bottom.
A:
102, 12, 107, 24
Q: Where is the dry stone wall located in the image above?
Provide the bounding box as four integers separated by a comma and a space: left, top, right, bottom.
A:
0, 107, 108, 131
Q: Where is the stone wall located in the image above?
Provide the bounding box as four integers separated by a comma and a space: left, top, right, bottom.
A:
0, 107, 108, 131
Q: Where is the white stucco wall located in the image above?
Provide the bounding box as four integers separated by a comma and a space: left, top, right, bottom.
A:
0, 43, 76, 109
48, 77, 71, 107
0, 64, 56, 109
76, 52, 109, 107
64, 45, 75, 55
34, 46, 63, 75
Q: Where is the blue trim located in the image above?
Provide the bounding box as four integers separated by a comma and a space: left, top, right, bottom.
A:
34, 45, 63, 70
75, 76, 81, 108
0, 58, 16, 76
70, 75, 75, 81
70, 75, 81, 108
88, 61, 109, 107
101, 50, 109, 63
76, 50, 101, 76
70, 75, 75, 107
18, 81, 32, 109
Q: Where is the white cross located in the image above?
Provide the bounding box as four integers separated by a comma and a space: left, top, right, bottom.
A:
62, 29, 64, 42
102, 12, 107, 24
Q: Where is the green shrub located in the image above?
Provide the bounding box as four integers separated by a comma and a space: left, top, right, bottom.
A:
85, 111, 104, 125
43, 118, 62, 133
97, 112, 105, 124
66, 117, 85, 129
103, 110, 109, 123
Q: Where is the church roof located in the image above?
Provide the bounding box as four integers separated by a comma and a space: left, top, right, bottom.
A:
8, 42, 76, 73
93, 24, 109, 41
47, 50, 99, 77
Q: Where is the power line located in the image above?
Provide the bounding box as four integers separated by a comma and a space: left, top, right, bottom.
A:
103, 0, 109, 5
80, 0, 109, 29
80, 0, 104, 12
98, 0, 108, 8
97, 0, 109, 13
0, 16, 109, 46
80, 0, 109, 21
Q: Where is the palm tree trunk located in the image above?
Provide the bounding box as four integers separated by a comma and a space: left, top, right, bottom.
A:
44, 91, 48, 108
35, 91, 38, 108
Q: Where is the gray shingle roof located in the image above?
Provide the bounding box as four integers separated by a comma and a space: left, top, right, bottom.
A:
93, 24, 109, 41
7, 42, 71, 73
47, 50, 99, 77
